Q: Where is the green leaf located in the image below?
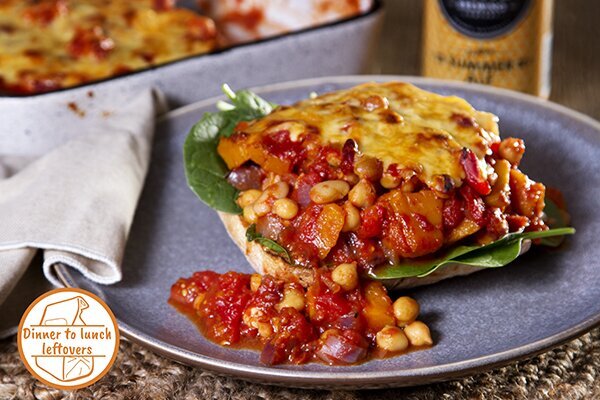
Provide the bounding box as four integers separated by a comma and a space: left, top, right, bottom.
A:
245, 224, 293, 264
369, 227, 575, 281
183, 85, 275, 214
451, 240, 523, 268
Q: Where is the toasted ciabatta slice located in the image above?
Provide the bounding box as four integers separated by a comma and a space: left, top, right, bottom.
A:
218, 212, 531, 289
218, 212, 313, 287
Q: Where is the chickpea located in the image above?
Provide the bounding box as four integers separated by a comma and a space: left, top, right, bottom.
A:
354, 155, 383, 182
243, 307, 263, 328
380, 173, 400, 189
272, 198, 299, 220
342, 202, 360, 232
237, 189, 262, 208
276, 284, 305, 311
252, 201, 271, 217
243, 205, 258, 223
404, 321, 433, 346
331, 262, 359, 291
250, 274, 262, 292
343, 173, 360, 186
243, 307, 273, 338
257, 322, 273, 338
253, 182, 289, 216
397, 169, 420, 193
261, 172, 280, 190
401, 176, 420, 193
266, 181, 290, 199
309, 180, 350, 204
393, 296, 420, 326
349, 179, 376, 208
375, 325, 409, 352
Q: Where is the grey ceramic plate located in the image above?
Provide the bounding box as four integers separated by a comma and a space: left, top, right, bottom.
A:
56, 76, 600, 389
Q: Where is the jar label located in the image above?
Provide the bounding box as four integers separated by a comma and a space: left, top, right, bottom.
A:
422, 0, 552, 97
439, 0, 532, 38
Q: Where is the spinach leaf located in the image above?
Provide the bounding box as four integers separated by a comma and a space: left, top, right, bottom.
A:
246, 224, 293, 264
183, 85, 274, 214
369, 227, 575, 282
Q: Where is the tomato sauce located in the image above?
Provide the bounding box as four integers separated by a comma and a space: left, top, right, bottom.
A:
169, 270, 430, 366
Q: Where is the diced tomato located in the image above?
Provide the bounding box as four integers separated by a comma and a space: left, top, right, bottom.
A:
283, 204, 344, 262
190, 270, 219, 291
325, 237, 355, 266
280, 204, 321, 266
262, 131, 307, 170
248, 275, 284, 309
169, 278, 201, 308
490, 141, 501, 155
260, 308, 317, 365
312, 292, 353, 325
506, 214, 530, 232
347, 234, 386, 270
460, 185, 488, 226
357, 205, 386, 239
460, 148, 491, 196
306, 274, 363, 331
340, 139, 357, 174
197, 272, 252, 344
387, 163, 401, 177
304, 159, 330, 180
442, 195, 465, 231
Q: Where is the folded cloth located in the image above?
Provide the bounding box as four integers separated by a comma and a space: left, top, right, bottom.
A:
0, 89, 164, 337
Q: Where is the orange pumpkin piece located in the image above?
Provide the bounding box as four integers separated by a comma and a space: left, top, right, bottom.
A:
315, 204, 346, 259
362, 281, 395, 332
380, 190, 444, 258
218, 134, 291, 175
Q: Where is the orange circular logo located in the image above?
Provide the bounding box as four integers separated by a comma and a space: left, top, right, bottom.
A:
17, 288, 120, 390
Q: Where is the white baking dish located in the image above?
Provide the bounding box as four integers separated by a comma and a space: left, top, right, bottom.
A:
3, 1, 383, 109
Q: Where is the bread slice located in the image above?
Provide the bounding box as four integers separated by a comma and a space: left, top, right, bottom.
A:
218, 212, 531, 290
218, 212, 314, 286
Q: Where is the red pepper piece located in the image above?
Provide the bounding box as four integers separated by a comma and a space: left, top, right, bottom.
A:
460, 148, 491, 196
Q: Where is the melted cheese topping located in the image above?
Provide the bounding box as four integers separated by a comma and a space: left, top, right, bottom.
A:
0, 0, 216, 94
241, 82, 500, 189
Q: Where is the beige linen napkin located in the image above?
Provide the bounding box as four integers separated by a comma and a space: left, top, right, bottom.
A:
0, 88, 163, 337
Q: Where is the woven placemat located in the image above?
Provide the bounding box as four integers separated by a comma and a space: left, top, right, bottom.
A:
1, 327, 599, 399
